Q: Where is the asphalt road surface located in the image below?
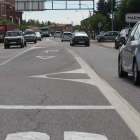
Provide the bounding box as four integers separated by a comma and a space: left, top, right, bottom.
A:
0, 38, 140, 140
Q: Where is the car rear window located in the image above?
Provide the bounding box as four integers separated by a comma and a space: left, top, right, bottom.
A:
55, 31, 60, 34
75, 32, 87, 36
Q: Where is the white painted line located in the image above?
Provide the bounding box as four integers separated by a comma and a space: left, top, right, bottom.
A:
46, 50, 59, 53
64, 132, 108, 140
36, 56, 56, 60
6, 132, 50, 140
0, 105, 115, 110
0, 40, 47, 66
66, 47, 140, 140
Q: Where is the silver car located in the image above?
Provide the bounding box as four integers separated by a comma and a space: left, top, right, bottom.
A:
96, 31, 119, 42
118, 21, 140, 85
35, 32, 42, 41
61, 32, 72, 42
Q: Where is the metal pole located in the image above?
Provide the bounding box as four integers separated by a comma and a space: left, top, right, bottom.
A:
111, 0, 113, 31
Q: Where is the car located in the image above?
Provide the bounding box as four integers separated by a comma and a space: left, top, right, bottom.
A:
24, 29, 37, 43
54, 31, 61, 38
35, 32, 42, 41
70, 32, 90, 47
118, 21, 140, 85
115, 28, 132, 49
38, 31, 43, 38
4, 30, 26, 49
61, 32, 72, 42
96, 31, 120, 42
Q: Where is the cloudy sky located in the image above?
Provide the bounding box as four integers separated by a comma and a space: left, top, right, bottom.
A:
23, 0, 99, 25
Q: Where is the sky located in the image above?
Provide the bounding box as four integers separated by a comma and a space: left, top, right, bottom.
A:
23, 0, 99, 25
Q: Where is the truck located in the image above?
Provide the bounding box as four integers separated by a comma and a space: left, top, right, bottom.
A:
40, 27, 50, 37
0, 24, 14, 42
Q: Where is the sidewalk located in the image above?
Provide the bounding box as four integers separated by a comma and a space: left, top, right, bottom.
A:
90, 40, 114, 48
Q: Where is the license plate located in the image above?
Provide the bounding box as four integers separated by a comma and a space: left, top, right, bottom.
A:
10, 42, 16, 43
79, 41, 85, 43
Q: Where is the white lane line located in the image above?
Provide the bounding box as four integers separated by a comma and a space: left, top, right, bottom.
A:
36, 56, 56, 60
0, 40, 47, 66
65, 132, 108, 140
46, 50, 59, 53
6, 132, 50, 140
0, 105, 115, 110
66, 47, 140, 140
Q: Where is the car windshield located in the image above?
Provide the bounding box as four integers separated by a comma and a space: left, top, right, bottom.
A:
24, 31, 34, 35
36, 32, 40, 35
6, 32, 22, 36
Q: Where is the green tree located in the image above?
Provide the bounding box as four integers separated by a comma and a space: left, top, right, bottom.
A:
89, 13, 109, 38
116, 0, 140, 27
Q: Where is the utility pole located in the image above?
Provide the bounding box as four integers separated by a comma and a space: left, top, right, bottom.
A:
111, 0, 113, 31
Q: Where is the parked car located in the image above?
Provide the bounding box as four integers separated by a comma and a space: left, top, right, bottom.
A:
54, 31, 61, 38
70, 32, 90, 47
4, 30, 26, 49
118, 21, 140, 85
0, 24, 14, 42
61, 32, 72, 42
115, 28, 132, 49
96, 31, 119, 42
35, 32, 42, 41
24, 29, 37, 43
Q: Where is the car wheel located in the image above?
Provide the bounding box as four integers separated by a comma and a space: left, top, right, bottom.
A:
115, 41, 119, 49
40, 39, 42, 41
118, 56, 128, 77
24, 42, 26, 47
21, 43, 24, 48
34, 40, 37, 43
133, 60, 140, 85
61, 40, 63, 42
100, 38, 104, 42
4, 44, 7, 49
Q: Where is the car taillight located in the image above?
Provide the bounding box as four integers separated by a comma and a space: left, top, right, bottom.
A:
87, 37, 89, 40
126, 34, 128, 37
74, 37, 77, 39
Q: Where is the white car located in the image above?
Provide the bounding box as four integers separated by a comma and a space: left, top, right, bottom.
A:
54, 31, 61, 38
61, 32, 72, 42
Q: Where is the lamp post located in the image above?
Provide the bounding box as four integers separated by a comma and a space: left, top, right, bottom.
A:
79, 4, 91, 17
111, 0, 113, 31
67, 17, 73, 32
25, 10, 31, 22
75, 10, 84, 20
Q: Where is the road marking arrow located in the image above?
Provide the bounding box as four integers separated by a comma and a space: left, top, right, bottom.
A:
36, 56, 56, 60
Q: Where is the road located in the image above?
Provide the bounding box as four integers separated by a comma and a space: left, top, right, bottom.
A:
0, 37, 140, 140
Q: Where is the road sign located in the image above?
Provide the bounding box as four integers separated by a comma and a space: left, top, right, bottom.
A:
98, 22, 102, 28
125, 13, 140, 23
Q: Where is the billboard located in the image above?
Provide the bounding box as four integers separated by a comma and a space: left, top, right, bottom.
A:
15, 0, 45, 11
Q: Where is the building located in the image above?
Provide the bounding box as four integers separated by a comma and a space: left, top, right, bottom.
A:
0, 0, 23, 25
48, 24, 72, 34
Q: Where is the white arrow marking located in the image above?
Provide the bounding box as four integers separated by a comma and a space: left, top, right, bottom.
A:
36, 56, 56, 60
30, 47, 46, 50
64, 132, 108, 140
6, 132, 50, 140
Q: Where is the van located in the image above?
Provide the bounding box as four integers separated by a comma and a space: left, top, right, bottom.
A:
54, 31, 61, 38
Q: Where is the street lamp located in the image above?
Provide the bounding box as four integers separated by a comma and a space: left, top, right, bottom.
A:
79, 4, 91, 17
111, 0, 113, 31
67, 17, 73, 32
25, 10, 31, 22
75, 10, 84, 20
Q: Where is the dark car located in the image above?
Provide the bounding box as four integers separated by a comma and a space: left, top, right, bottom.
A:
118, 21, 140, 85
4, 31, 26, 49
24, 29, 37, 43
70, 32, 90, 46
115, 28, 132, 49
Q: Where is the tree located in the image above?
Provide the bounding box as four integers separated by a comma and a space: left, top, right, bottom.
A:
97, 0, 108, 17
116, 0, 140, 27
106, 0, 116, 14
89, 13, 109, 37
